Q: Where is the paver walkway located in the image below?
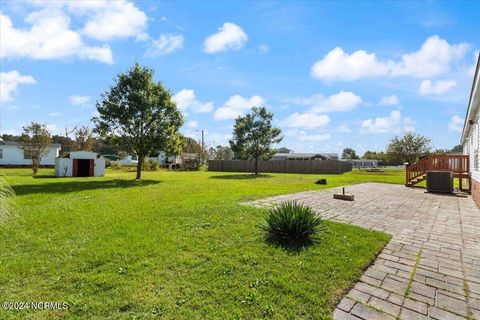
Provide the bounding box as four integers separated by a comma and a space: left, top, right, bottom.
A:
247, 183, 480, 320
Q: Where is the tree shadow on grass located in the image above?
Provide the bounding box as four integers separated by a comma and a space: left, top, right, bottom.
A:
11, 179, 161, 196
209, 174, 273, 180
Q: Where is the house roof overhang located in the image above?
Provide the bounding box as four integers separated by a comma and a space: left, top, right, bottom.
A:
461, 53, 480, 145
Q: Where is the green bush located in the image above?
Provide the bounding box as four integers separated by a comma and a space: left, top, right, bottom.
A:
260, 201, 322, 244
151, 160, 160, 171
142, 157, 150, 171
111, 160, 122, 170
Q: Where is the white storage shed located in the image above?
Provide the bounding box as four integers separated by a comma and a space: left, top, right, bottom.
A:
55, 151, 105, 177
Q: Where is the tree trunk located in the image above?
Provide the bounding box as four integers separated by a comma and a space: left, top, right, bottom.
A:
32, 158, 39, 175
136, 155, 143, 180
254, 156, 259, 175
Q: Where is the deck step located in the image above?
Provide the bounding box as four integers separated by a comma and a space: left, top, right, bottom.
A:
407, 175, 426, 187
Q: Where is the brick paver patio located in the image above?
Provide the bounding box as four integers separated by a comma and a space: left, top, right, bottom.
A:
247, 183, 480, 320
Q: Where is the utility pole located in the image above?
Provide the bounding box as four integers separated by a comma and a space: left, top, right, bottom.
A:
197, 129, 205, 165
201, 130, 204, 165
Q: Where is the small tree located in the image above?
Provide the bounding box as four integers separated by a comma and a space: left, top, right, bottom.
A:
342, 148, 359, 159
20, 122, 52, 175
229, 107, 282, 175
93, 63, 183, 180
386, 132, 431, 165
73, 126, 94, 151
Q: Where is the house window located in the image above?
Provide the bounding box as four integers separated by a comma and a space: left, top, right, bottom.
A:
0, 149, 2, 159
24, 149, 33, 159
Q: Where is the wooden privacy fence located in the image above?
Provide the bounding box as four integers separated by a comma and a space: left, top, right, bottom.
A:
208, 160, 352, 174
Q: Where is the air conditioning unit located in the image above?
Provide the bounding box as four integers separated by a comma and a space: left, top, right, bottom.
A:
426, 171, 453, 193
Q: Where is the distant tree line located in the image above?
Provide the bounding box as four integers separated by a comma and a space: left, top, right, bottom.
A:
342, 132, 463, 166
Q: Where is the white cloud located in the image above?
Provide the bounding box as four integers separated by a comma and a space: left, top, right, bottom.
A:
391, 35, 469, 78
311, 47, 391, 81
174, 89, 213, 114
281, 112, 330, 129
378, 95, 400, 106
360, 110, 414, 134
292, 91, 362, 113
298, 132, 331, 142
0, 9, 113, 64
204, 22, 248, 54
336, 125, 351, 133
145, 34, 184, 57
76, 0, 148, 41
213, 95, 264, 120
448, 115, 463, 133
46, 123, 60, 134
418, 79, 457, 96
187, 120, 198, 128
48, 112, 61, 117
285, 129, 331, 141
70, 95, 91, 107
311, 35, 469, 82
259, 44, 269, 54
0, 70, 36, 103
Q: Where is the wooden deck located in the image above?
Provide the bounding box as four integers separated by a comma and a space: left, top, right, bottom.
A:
405, 154, 470, 191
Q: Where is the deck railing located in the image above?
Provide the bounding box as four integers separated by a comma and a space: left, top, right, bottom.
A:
406, 154, 469, 186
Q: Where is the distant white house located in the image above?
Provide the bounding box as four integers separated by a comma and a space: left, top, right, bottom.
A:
345, 159, 380, 168
271, 153, 339, 161
0, 140, 61, 166
55, 151, 105, 177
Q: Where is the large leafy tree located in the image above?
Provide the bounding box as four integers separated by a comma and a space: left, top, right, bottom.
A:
229, 107, 282, 175
386, 132, 431, 165
93, 63, 183, 180
20, 122, 52, 175
342, 147, 359, 159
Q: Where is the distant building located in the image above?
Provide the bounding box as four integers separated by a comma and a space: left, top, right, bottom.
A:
0, 141, 61, 166
55, 151, 105, 177
461, 52, 480, 205
345, 159, 380, 168
271, 153, 339, 161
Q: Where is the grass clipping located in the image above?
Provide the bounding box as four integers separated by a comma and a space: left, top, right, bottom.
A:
0, 176, 15, 226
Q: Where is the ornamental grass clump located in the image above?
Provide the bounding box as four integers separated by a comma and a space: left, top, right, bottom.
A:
260, 201, 323, 245
0, 176, 15, 226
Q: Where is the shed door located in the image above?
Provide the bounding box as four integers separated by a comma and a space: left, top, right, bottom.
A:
72, 159, 78, 177
89, 159, 94, 176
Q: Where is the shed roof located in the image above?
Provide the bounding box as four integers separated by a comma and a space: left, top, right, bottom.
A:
58, 151, 103, 159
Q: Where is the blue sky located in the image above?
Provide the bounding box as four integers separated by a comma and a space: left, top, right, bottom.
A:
1, 1, 479, 155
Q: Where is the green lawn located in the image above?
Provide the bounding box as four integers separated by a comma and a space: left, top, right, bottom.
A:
0, 168, 403, 319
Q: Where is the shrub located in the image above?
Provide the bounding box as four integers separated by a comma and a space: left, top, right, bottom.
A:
260, 201, 322, 244
111, 160, 122, 170
150, 160, 160, 171
142, 157, 150, 171
315, 178, 327, 185
0, 176, 15, 226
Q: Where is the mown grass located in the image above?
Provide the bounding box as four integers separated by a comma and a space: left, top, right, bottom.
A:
0, 168, 403, 319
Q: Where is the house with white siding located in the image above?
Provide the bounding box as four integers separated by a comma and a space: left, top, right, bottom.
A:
461, 53, 480, 206
0, 140, 61, 166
